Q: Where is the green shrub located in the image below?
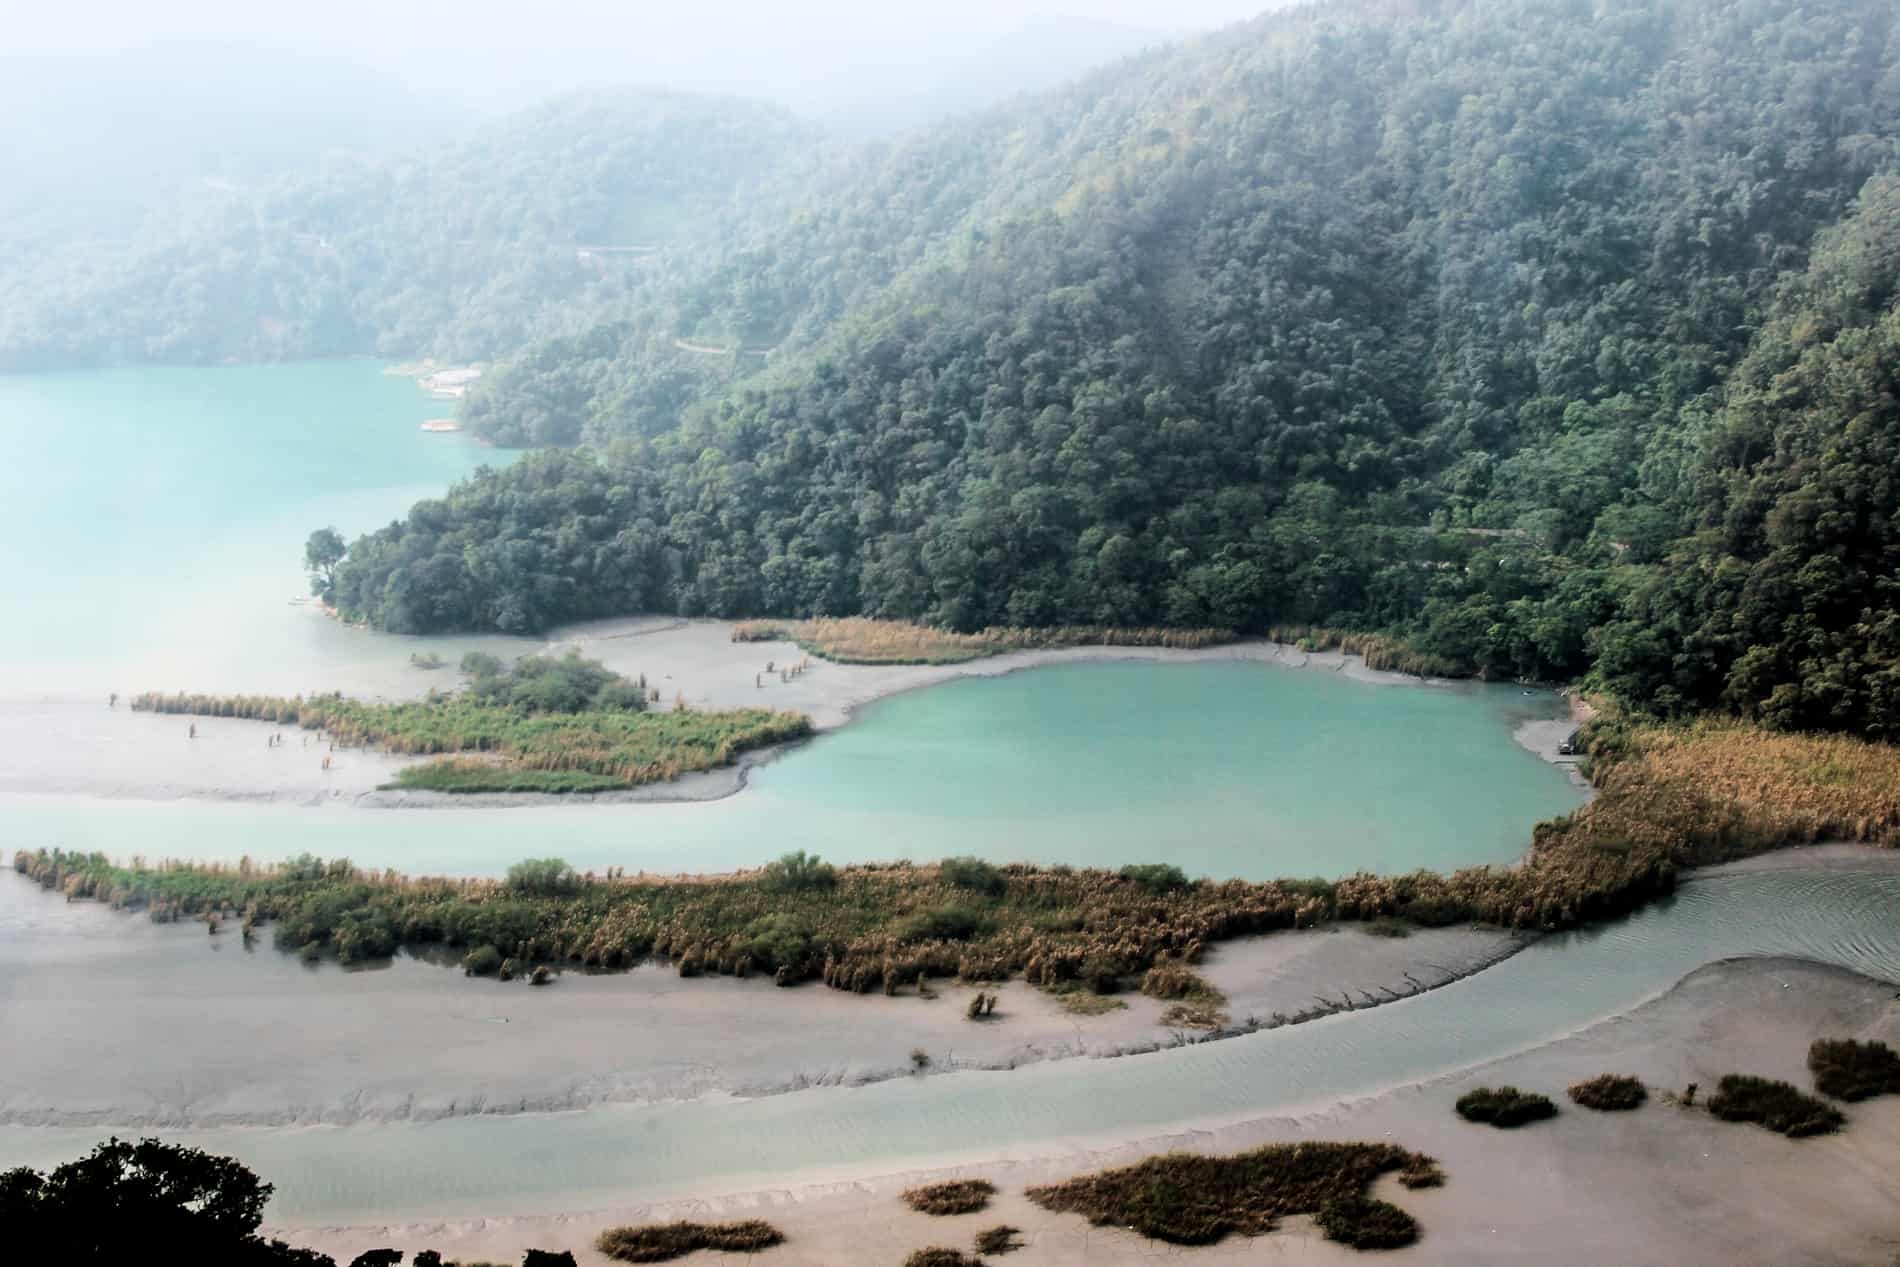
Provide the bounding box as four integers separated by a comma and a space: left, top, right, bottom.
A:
594, 1219, 784, 1261
1808, 1038, 1900, 1102
1313, 1195, 1421, 1250
896, 904, 988, 943
940, 856, 1005, 895
506, 857, 579, 897
1119, 863, 1189, 894
1455, 1086, 1558, 1128
903, 1179, 996, 1215
1362, 916, 1411, 938
1567, 1074, 1647, 1112
760, 850, 836, 893
1706, 1075, 1845, 1137
462, 944, 502, 976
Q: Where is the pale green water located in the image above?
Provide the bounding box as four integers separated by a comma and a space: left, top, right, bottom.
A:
0, 361, 528, 695
1, 663, 1579, 881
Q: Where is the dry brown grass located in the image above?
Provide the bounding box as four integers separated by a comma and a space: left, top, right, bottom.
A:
730, 617, 1233, 665
1026, 1142, 1441, 1248
903, 1179, 996, 1216
595, 1219, 784, 1261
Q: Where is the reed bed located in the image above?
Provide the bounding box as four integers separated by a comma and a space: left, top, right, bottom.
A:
130, 691, 810, 792
729, 617, 1233, 665
594, 1219, 784, 1262
972, 1226, 1022, 1255
1265, 625, 1463, 678
14, 718, 1895, 987
1024, 1142, 1442, 1249
904, 1251, 984, 1267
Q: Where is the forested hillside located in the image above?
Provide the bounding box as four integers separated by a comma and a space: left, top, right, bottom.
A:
315, 0, 1900, 737
0, 91, 810, 370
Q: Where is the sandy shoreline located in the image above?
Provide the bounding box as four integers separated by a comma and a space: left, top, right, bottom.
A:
276, 955, 1900, 1266
0, 621, 1488, 809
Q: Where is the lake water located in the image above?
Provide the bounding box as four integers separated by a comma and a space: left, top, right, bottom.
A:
1, 662, 1580, 880
2, 866, 1895, 1223
0, 361, 527, 696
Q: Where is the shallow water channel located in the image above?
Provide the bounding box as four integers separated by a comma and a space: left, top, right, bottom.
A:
1, 867, 1895, 1223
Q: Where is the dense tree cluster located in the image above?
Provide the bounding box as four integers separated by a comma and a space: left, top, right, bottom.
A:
0, 91, 810, 371
317, 0, 1900, 738
10, 1, 1900, 736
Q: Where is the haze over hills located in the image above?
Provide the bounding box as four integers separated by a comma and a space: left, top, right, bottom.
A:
4, 0, 1899, 740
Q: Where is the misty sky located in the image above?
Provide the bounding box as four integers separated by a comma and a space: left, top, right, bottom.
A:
2, 1, 1280, 114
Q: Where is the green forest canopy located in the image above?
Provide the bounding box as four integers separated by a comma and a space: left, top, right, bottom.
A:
10, 0, 1900, 741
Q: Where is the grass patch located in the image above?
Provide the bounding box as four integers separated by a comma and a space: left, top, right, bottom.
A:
730, 617, 1233, 665
904, 1251, 984, 1267
1361, 916, 1412, 938
972, 1226, 1022, 1255
595, 1219, 784, 1261
1455, 1086, 1558, 1128
1706, 1075, 1846, 1137
1025, 1141, 1441, 1248
1567, 1074, 1647, 1112
903, 1179, 996, 1216
133, 652, 809, 795
1808, 1038, 1900, 1101
1054, 989, 1127, 1016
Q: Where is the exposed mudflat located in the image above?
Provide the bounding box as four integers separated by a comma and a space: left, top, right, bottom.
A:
0, 870, 1517, 1128
286, 957, 1900, 1267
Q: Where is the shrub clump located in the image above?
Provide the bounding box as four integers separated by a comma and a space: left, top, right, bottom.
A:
903, 1179, 996, 1216
972, 1225, 1022, 1255
594, 1219, 785, 1262
1567, 1074, 1648, 1112
1808, 1038, 1900, 1102
461, 944, 502, 976
1025, 1141, 1440, 1247
939, 856, 1006, 895
904, 1251, 985, 1267
1455, 1086, 1558, 1128
1313, 1194, 1421, 1250
1706, 1075, 1846, 1137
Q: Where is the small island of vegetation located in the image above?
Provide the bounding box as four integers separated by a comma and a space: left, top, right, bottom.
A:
132, 650, 810, 794
1023, 1141, 1443, 1250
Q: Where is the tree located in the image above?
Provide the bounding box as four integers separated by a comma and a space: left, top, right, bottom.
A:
304, 527, 347, 600
0, 1137, 335, 1265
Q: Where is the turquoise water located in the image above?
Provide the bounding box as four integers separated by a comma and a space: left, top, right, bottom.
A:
1, 867, 1894, 1222
0, 663, 1580, 881
0, 362, 522, 695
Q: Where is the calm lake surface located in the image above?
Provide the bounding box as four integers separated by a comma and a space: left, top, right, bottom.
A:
2, 867, 1895, 1223
0, 361, 526, 696
2, 662, 1580, 880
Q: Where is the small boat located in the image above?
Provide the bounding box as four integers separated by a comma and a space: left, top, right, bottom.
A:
420, 419, 461, 433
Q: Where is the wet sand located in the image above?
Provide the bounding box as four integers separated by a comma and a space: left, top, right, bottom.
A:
0, 869, 1517, 1128
284, 957, 1900, 1267
0, 621, 1466, 808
